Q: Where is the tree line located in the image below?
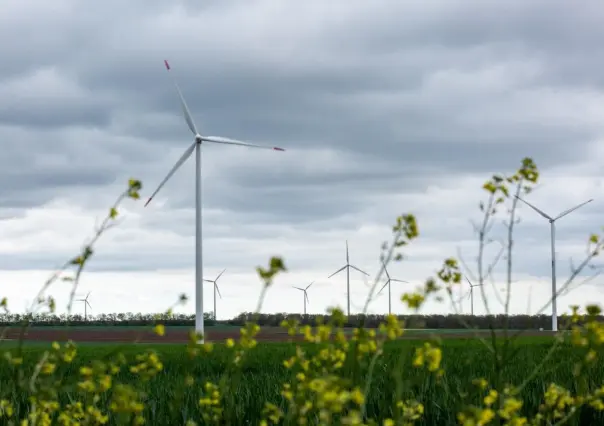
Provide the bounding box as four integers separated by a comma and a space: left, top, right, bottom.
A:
0, 312, 594, 330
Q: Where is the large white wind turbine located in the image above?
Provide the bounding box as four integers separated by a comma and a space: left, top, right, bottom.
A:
203, 269, 225, 321
145, 60, 285, 342
293, 281, 314, 316
515, 195, 593, 332
377, 262, 408, 315
327, 240, 369, 318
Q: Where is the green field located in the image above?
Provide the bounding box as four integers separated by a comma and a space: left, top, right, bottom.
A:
0, 336, 600, 424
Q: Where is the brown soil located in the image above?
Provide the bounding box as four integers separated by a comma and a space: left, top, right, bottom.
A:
0, 328, 555, 344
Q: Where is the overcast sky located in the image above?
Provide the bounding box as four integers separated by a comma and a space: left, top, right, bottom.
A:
1, 0, 604, 321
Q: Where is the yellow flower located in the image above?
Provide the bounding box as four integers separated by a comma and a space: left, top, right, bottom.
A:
80, 366, 93, 376
498, 397, 523, 420
351, 388, 365, 405
402, 292, 425, 309
484, 389, 498, 406
473, 378, 489, 390
477, 408, 495, 425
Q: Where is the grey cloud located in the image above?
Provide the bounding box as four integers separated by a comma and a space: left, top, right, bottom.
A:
0, 127, 141, 209
1, 0, 604, 279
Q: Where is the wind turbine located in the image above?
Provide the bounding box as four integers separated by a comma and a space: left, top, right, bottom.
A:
377, 262, 408, 315
515, 195, 593, 332
327, 240, 369, 318
293, 282, 314, 316
465, 277, 482, 316
144, 60, 285, 342
203, 269, 225, 321
76, 292, 92, 321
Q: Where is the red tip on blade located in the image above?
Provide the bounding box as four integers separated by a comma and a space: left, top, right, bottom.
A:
273, 147, 285, 151
164, 60, 170, 70
144, 197, 153, 207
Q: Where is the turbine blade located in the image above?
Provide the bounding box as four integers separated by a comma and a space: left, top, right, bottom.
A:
306, 281, 315, 290
327, 265, 346, 278
376, 281, 388, 295
465, 275, 482, 288
305, 292, 309, 304
346, 240, 349, 263
86, 301, 92, 308
215, 268, 226, 282
202, 136, 285, 151
203, 279, 214, 283
215, 284, 222, 299
554, 199, 593, 221
350, 265, 370, 276
382, 261, 391, 279
465, 275, 473, 287
293, 286, 304, 291
86, 291, 91, 299
164, 60, 198, 136
391, 279, 408, 283
144, 141, 196, 207
515, 196, 552, 220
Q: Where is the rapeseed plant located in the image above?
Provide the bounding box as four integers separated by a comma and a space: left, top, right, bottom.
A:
2, 159, 604, 425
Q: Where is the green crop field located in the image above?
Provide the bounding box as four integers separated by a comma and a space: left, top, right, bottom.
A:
0, 336, 600, 424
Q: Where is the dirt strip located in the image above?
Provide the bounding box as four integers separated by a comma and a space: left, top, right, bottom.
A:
0, 328, 555, 344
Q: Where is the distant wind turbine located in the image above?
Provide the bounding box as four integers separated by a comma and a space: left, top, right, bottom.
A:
515, 195, 593, 332
76, 292, 92, 321
465, 276, 482, 316
203, 269, 225, 320
377, 262, 408, 315
327, 240, 369, 318
144, 60, 285, 342
293, 282, 314, 316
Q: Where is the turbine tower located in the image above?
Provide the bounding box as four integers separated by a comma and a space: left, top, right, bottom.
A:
377, 261, 408, 315
293, 282, 314, 316
327, 240, 369, 318
515, 195, 593, 332
76, 292, 92, 321
203, 269, 225, 321
144, 60, 285, 342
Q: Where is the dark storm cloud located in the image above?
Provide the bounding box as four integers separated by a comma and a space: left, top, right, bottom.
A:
0, 122, 163, 209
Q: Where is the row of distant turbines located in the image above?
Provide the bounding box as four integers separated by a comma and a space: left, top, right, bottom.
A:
294, 240, 408, 316
72, 261, 478, 320
138, 60, 593, 342
202, 239, 479, 319
191, 240, 408, 320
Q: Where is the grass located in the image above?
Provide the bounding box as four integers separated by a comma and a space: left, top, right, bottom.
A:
1, 336, 600, 424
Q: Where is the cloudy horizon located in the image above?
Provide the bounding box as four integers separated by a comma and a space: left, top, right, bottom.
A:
1, 0, 603, 320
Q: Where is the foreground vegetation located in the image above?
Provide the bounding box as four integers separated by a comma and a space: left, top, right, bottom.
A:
2, 338, 600, 425
3, 157, 604, 424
